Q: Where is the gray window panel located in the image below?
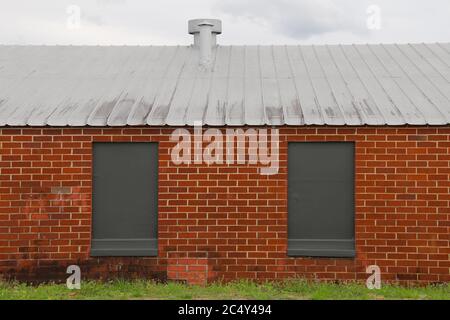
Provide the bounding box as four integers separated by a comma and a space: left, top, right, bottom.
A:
91, 239, 158, 257
287, 240, 355, 258
288, 142, 355, 258
92, 143, 158, 257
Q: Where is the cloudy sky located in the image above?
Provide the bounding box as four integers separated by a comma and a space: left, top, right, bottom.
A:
0, 0, 449, 45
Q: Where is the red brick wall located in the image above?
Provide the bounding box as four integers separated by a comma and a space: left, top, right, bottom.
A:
0, 127, 449, 285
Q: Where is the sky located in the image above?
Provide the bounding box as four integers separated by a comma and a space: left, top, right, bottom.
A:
0, 0, 449, 45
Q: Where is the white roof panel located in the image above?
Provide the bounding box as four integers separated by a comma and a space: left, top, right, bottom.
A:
0, 44, 449, 126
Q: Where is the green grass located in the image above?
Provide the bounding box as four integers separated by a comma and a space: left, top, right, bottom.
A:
0, 279, 448, 300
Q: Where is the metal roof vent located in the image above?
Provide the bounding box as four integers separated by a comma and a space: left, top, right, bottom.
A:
188, 19, 222, 69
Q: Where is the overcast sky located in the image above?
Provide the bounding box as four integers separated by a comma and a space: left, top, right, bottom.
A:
0, 0, 449, 45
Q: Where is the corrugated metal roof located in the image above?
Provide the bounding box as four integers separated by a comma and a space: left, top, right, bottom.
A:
0, 43, 450, 126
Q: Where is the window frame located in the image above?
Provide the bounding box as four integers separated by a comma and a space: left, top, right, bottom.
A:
90, 142, 158, 257
287, 141, 356, 258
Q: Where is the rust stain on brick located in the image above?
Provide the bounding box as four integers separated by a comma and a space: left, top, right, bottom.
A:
51, 187, 72, 194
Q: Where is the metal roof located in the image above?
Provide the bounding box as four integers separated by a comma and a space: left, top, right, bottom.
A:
0, 43, 450, 126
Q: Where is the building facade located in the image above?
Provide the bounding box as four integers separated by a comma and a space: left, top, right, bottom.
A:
0, 20, 449, 284
0, 126, 448, 284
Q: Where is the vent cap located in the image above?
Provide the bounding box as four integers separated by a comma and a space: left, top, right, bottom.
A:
188, 19, 222, 47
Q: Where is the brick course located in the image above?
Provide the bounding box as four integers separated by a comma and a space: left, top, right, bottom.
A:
0, 127, 449, 284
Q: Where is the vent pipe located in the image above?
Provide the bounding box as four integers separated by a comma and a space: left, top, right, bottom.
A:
188, 19, 222, 68
198, 21, 214, 67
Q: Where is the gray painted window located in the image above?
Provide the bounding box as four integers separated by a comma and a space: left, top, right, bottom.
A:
288, 142, 355, 258
91, 143, 158, 256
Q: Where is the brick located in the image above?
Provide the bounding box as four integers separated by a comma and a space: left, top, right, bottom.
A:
0, 127, 448, 285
